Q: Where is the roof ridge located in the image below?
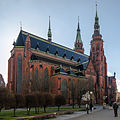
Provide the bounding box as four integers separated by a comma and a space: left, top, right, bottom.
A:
21, 30, 89, 57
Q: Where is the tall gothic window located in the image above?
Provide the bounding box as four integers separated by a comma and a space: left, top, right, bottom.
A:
61, 79, 68, 98
33, 67, 39, 91
44, 68, 49, 92
71, 80, 75, 99
35, 68, 38, 81
17, 54, 22, 93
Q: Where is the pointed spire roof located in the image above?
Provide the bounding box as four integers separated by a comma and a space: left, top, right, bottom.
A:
76, 16, 82, 43
94, 3, 100, 31
48, 16, 52, 42
15, 30, 24, 46
92, 3, 102, 40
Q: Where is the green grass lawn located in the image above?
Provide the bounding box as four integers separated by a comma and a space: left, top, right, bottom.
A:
0, 106, 86, 120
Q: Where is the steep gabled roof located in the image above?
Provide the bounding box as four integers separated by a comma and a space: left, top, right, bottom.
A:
15, 30, 89, 69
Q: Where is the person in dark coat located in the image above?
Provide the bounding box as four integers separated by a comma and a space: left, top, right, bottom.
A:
90, 102, 93, 112
86, 103, 89, 114
113, 102, 118, 117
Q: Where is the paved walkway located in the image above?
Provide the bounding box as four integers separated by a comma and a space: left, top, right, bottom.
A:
68, 108, 120, 120
45, 106, 103, 120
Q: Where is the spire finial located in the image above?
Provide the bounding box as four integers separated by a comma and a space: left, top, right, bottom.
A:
48, 16, 52, 42
77, 16, 80, 31
96, 1, 98, 17
78, 16, 80, 30
20, 21, 22, 31
49, 16, 50, 29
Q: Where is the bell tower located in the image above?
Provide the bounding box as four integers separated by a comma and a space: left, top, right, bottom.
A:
90, 4, 108, 103
91, 4, 104, 63
74, 17, 84, 54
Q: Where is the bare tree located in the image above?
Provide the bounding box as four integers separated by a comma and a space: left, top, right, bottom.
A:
13, 93, 25, 116
54, 94, 66, 111
42, 93, 53, 113
25, 93, 38, 115
0, 87, 10, 112
76, 79, 88, 108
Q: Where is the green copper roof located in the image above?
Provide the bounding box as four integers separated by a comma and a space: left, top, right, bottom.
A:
76, 18, 82, 43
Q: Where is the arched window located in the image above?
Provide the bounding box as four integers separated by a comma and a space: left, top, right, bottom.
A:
71, 80, 75, 98
88, 76, 94, 92
35, 68, 38, 82
33, 67, 39, 91
44, 68, 49, 92
17, 54, 22, 93
61, 79, 68, 98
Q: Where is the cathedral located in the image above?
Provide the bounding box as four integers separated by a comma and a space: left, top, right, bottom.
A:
7, 7, 117, 104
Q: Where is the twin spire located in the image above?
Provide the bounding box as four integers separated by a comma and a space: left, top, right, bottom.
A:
48, 3, 100, 44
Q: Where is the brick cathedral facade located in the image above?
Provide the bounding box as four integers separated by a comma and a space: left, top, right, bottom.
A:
7, 9, 117, 104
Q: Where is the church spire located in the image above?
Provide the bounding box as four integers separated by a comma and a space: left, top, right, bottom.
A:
94, 3, 100, 32
76, 16, 82, 43
92, 3, 102, 40
48, 16, 52, 42
74, 17, 84, 54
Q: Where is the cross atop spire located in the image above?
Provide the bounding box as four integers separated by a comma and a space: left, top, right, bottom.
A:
48, 16, 52, 42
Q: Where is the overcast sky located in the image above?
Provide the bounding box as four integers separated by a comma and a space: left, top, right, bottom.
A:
0, 0, 120, 91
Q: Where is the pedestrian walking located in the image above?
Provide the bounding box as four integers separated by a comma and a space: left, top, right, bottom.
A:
113, 102, 118, 117
90, 102, 93, 112
86, 103, 89, 114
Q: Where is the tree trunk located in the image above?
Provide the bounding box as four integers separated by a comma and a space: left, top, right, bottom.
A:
27, 107, 31, 115
58, 106, 60, 111
38, 107, 39, 113
13, 107, 16, 117
35, 107, 37, 114
79, 99, 81, 108
44, 106, 46, 113
72, 99, 75, 109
